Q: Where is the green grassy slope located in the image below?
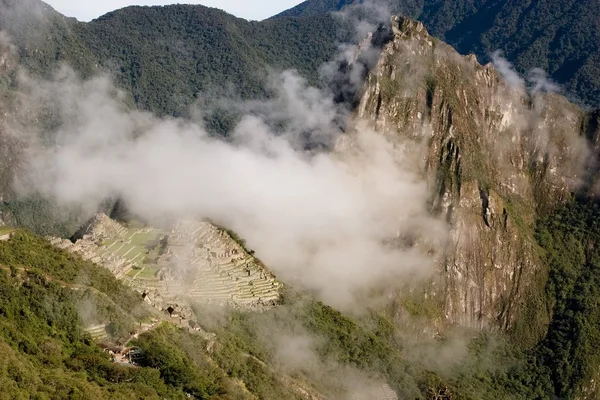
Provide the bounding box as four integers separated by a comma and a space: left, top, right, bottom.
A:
1, 212, 600, 398
0, 230, 251, 399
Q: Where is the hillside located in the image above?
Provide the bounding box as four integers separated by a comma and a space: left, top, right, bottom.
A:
2, 2, 600, 399
276, 0, 600, 107
0, 230, 248, 399
3, 0, 599, 118
350, 16, 600, 397
0, 228, 578, 399
0, 0, 341, 120
0, 1, 343, 225
0, 0, 97, 76
76, 5, 344, 118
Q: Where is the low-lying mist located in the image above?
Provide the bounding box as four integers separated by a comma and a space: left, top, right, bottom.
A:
0, 11, 451, 394
2, 3, 588, 398
8, 23, 444, 314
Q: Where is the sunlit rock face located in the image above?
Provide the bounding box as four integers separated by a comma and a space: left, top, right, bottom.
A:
354, 16, 599, 330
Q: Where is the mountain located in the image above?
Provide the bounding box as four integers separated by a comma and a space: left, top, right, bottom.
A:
359, 16, 591, 329
1, 1, 600, 399
355, 17, 600, 397
0, 0, 343, 226
4, 0, 599, 118
0, 229, 252, 399
76, 5, 342, 118
0, 0, 341, 120
275, 0, 600, 108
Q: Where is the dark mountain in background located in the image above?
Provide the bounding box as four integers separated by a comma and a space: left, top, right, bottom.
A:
276, 0, 600, 107
276, 0, 422, 20
0, 0, 343, 121
77, 6, 342, 118
6, 0, 598, 117
0, 0, 345, 231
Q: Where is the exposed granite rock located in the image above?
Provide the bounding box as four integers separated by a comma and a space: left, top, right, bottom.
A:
354, 16, 598, 330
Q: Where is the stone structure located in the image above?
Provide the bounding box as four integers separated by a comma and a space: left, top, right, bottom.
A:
49, 215, 281, 310
0, 232, 12, 241
352, 384, 398, 400
84, 324, 108, 342
48, 214, 163, 278
154, 220, 281, 307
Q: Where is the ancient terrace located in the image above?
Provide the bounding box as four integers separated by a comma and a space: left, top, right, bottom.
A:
49, 214, 281, 309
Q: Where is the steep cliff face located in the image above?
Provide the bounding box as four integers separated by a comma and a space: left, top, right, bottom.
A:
355, 16, 597, 331
0, 36, 20, 205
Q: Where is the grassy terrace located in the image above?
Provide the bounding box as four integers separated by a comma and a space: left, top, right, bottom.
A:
126, 264, 162, 279
96, 226, 167, 287
101, 228, 164, 266
0, 227, 14, 235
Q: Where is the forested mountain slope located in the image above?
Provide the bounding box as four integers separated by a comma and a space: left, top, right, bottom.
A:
276, 0, 600, 107
76, 6, 341, 117
0, 0, 341, 119
350, 16, 600, 397
0, 230, 248, 399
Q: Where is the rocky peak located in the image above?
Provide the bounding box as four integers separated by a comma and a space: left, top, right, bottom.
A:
390, 16, 427, 40
354, 15, 598, 331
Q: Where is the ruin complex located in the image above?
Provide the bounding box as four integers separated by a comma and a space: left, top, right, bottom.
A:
48, 214, 281, 311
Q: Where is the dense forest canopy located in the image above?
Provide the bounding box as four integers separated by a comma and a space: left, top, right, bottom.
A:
0, 0, 343, 121
277, 0, 600, 107
5, 0, 599, 116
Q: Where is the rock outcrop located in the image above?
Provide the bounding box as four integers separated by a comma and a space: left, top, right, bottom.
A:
354, 16, 599, 330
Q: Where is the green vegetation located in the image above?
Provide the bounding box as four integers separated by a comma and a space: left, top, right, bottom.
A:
0, 231, 167, 397
4, 0, 598, 236
0, 1, 345, 224
447, 197, 600, 399
195, 206, 600, 400
277, 0, 600, 107
133, 323, 250, 399
200, 297, 419, 399
530, 198, 600, 398
0, 195, 91, 238
0, 229, 276, 398
2, 209, 600, 399
195, 290, 547, 399
1, 2, 600, 398
426, 197, 600, 399
84, 6, 340, 118
84, 226, 161, 264
128, 264, 161, 280
1, 1, 341, 124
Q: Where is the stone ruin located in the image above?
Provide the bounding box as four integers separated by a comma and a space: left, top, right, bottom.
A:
351, 384, 398, 400
48, 214, 282, 311
84, 324, 109, 342
48, 214, 145, 278
153, 220, 282, 308
0, 231, 13, 241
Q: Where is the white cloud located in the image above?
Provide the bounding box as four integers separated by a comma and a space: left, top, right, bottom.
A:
44, 0, 304, 21
8, 1, 444, 311
13, 65, 444, 311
